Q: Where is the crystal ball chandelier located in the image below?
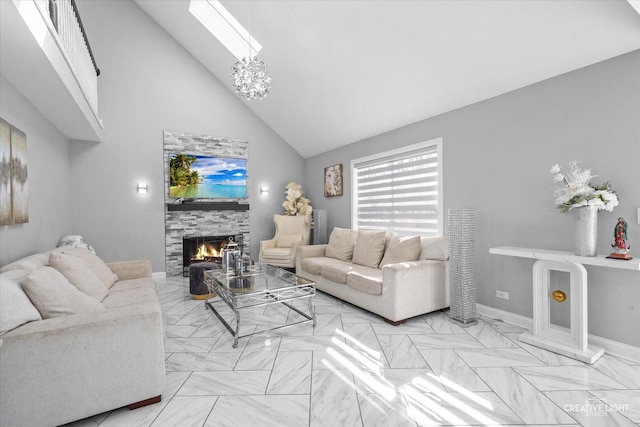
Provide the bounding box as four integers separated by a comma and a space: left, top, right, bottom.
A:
231, 56, 272, 101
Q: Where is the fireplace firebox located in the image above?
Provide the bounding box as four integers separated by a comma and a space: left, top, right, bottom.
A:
182, 234, 243, 276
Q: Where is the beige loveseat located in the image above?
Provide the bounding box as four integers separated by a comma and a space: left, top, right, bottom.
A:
0, 246, 165, 427
296, 228, 450, 323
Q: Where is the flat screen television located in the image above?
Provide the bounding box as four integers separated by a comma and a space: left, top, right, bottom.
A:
169, 154, 247, 200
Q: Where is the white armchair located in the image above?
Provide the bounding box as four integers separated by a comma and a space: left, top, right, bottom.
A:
259, 214, 311, 268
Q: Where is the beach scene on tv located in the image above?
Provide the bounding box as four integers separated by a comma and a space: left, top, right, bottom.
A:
169, 154, 247, 199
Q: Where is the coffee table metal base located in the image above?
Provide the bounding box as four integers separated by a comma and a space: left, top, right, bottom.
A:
205, 294, 315, 348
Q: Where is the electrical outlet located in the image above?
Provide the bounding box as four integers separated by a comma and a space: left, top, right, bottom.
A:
496, 290, 509, 300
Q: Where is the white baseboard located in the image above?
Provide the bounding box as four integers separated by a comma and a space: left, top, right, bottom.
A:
477, 304, 532, 329
588, 335, 640, 365
152, 272, 166, 279
476, 303, 640, 364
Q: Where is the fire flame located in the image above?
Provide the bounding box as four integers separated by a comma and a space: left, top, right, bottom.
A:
193, 244, 220, 260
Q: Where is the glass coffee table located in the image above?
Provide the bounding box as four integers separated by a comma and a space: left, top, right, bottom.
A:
203, 263, 316, 347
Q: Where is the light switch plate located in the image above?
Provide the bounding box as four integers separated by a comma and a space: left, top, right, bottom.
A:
637, 208, 640, 224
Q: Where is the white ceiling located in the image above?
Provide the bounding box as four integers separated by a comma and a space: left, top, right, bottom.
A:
135, 0, 640, 159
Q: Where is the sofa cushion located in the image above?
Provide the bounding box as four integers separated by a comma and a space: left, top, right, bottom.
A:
49, 253, 109, 302
62, 247, 118, 288
384, 230, 397, 252
0, 253, 49, 273
109, 277, 156, 293
419, 236, 449, 261
22, 266, 105, 319
320, 261, 354, 284
379, 235, 422, 267
0, 270, 42, 335
261, 247, 294, 260
346, 267, 383, 296
102, 287, 160, 308
352, 231, 386, 268
106, 260, 152, 281
276, 234, 303, 248
325, 227, 358, 262
301, 257, 346, 276
0, 247, 70, 274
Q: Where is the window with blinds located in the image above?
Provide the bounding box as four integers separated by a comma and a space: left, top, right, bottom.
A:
351, 138, 443, 237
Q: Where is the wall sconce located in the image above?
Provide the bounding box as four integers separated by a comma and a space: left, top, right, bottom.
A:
260, 186, 269, 196
137, 183, 148, 194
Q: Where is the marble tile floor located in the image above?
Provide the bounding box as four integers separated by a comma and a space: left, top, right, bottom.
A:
66, 276, 640, 427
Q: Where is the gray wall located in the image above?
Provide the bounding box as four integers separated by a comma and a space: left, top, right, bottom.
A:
71, 0, 304, 270
304, 50, 640, 347
0, 76, 73, 265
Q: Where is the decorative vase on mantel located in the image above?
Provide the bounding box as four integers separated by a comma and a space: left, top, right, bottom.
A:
573, 205, 598, 257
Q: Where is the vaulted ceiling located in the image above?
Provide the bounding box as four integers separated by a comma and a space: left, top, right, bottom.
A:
135, 0, 640, 158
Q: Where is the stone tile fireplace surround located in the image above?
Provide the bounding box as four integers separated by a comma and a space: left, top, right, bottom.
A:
164, 130, 249, 277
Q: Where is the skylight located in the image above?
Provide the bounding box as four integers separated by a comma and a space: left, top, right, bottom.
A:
189, 0, 261, 61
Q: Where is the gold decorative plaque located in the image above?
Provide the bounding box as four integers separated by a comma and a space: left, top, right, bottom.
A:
551, 290, 567, 302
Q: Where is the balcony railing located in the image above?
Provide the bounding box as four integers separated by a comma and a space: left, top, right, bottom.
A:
36, 0, 99, 116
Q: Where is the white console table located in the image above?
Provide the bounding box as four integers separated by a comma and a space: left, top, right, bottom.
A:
490, 246, 640, 363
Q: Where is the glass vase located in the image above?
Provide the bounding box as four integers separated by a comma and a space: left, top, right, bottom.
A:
573, 205, 598, 257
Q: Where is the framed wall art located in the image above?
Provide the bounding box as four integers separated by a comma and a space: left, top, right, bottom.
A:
324, 163, 343, 197
0, 118, 28, 226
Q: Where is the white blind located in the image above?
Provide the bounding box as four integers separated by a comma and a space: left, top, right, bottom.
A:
351, 139, 442, 237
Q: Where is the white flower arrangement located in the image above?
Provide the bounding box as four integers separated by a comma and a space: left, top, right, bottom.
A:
282, 182, 313, 216
549, 161, 618, 213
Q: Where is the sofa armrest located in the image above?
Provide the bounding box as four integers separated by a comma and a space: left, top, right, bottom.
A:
381, 260, 450, 321
0, 304, 165, 426
295, 245, 328, 275
107, 259, 152, 280
297, 244, 327, 259
290, 240, 306, 257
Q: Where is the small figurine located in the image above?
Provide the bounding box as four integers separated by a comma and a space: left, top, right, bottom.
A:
608, 217, 632, 260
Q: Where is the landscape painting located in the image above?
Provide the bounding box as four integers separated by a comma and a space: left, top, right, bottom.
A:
169, 154, 247, 199
0, 118, 28, 226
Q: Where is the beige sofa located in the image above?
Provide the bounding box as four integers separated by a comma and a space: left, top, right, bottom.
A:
296, 228, 450, 323
0, 246, 165, 427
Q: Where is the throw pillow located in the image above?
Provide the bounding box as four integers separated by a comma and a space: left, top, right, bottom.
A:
276, 234, 303, 248
49, 253, 109, 302
0, 253, 49, 273
379, 235, 422, 267
62, 247, 118, 288
22, 267, 105, 319
0, 269, 42, 335
418, 236, 449, 261
351, 231, 386, 268
383, 230, 397, 253
325, 227, 358, 262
